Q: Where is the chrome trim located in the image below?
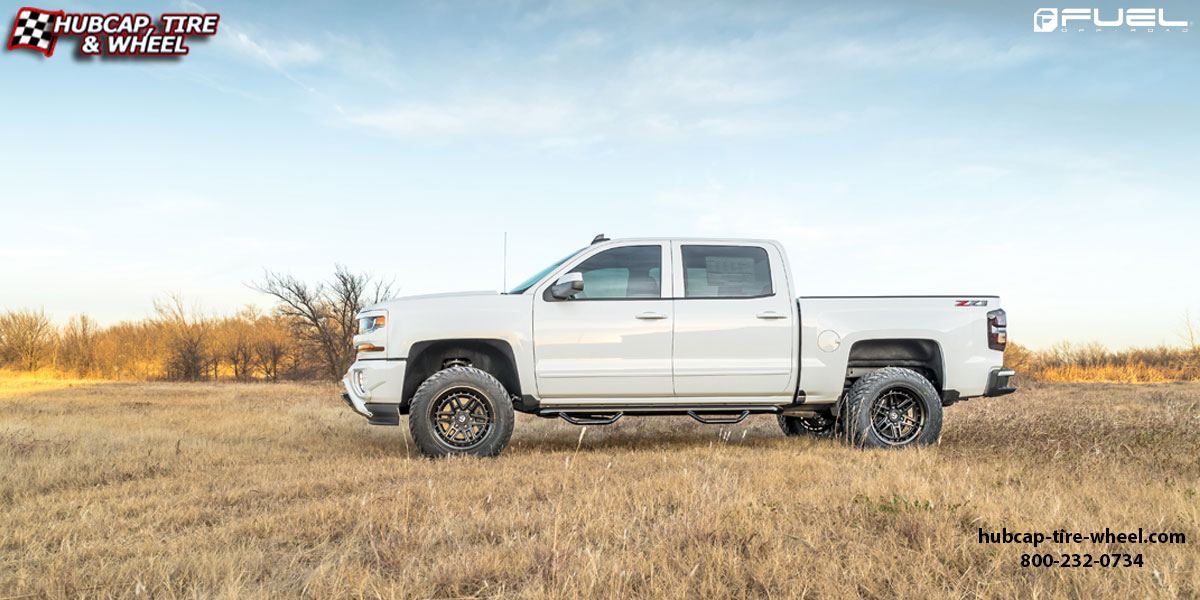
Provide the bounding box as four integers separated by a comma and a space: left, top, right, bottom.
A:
341, 377, 374, 418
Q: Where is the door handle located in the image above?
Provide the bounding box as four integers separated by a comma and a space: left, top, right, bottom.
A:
756, 311, 787, 319
635, 312, 668, 320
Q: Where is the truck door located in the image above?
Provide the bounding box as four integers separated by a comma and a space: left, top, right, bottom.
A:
670, 242, 796, 397
533, 243, 674, 399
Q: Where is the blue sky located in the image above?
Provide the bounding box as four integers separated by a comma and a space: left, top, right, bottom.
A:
1, 0, 1197, 349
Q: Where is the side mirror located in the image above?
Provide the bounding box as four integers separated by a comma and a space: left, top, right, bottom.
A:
550, 272, 584, 300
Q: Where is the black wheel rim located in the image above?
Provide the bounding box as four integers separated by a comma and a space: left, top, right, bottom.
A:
869, 386, 925, 445
799, 413, 835, 433
430, 386, 494, 450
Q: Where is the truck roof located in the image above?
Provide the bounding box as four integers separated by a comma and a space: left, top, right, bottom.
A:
596, 237, 783, 246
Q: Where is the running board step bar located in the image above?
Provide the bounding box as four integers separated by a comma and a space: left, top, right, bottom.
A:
558, 412, 624, 425
540, 404, 782, 425
687, 410, 749, 425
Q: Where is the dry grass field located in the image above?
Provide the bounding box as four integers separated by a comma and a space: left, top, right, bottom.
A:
1, 379, 1197, 599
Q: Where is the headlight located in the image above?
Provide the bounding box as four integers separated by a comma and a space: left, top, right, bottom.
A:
357, 315, 385, 334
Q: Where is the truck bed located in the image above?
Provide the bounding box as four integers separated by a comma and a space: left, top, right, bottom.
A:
796, 295, 1001, 403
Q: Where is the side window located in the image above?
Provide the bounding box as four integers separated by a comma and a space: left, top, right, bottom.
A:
681, 245, 772, 298
567, 245, 662, 299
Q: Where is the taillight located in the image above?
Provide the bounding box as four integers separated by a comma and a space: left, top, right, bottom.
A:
987, 309, 1007, 351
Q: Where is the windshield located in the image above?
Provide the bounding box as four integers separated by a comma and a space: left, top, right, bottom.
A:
507, 248, 584, 294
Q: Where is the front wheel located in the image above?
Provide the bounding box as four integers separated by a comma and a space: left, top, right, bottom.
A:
843, 367, 942, 449
408, 366, 515, 458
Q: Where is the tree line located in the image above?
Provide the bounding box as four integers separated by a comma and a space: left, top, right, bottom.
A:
0, 266, 393, 382
3, 270, 1199, 384
1005, 341, 1200, 383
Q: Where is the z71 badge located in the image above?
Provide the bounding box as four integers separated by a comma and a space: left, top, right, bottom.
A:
955, 300, 988, 307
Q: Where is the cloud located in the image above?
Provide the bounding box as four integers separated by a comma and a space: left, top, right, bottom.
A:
328, 6, 1047, 143
656, 186, 849, 244
178, 0, 322, 68
620, 27, 1045, 110
623, 43, 786, 107
341, 99, 587, 136
225, 31, 324, 69
516, 0, 620, 30
822, 34, 1045, 69
138, 193, 214, 215
555, 29, 610, 51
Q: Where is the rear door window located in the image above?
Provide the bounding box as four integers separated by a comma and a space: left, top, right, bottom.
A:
681, 245, 772, 298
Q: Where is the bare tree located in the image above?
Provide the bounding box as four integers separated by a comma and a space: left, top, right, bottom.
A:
0, 308, 57, 371
215, 307, 259, 381
95, 320, 162, 380
1003, 342, 1032, 372
155, 295, 211, 381
253, 314, 292, 380
60, 314, 99, 376
1184, 310, 1200, 375
252, 265, 394, 380
1183, 310, 1199, 353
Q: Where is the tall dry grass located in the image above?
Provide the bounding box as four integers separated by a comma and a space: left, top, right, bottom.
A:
1, 380, 1198, 599
1007, 342, 1200, 383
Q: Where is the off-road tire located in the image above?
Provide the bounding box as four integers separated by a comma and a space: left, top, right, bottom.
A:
777, 411, 837, 438
408, 366, 515, 458
842, 367, 942, 449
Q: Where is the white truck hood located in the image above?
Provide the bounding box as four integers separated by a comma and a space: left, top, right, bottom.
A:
361, 291, 535, 362
362, 290, 498, 312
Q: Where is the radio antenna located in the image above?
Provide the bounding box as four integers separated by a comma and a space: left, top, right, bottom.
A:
502, 231, 508, 291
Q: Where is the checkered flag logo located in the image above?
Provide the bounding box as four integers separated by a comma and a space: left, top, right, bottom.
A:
7, 7, 63, 57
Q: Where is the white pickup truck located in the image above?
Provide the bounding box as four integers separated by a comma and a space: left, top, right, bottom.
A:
342, 236, 1014, 457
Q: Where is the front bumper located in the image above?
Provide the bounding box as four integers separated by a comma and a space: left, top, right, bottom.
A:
341, 389, 372, 418
983, 368, 1017, 397
341, 359, 407, 425
340, 392, 401, 426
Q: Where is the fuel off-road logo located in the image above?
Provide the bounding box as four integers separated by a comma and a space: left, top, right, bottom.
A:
6, 7, 218, 57
1033, 8, 1190, 32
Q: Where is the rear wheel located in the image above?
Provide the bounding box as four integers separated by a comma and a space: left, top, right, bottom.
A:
843, 367, 942, 448
778, 411, 836, 437
408, 366, 514, 458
